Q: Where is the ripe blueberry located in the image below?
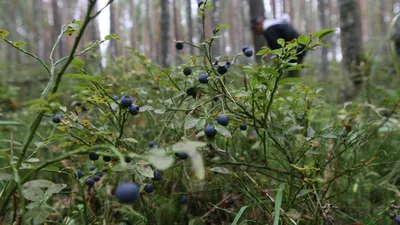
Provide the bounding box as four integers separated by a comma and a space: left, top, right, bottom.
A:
179, 195, 188, 204
225, 62, 231, 68
244, 49, 253, 57
125, 156, 132, 163
186, 87, 197, 98
144, 184, 153, 193
176, 152, 189, 160
120, 96, 133, 108
115, 182, 140, 203
153, 170, 162, 181
85, 177, 95, 185
97, 171, 104, 177
217, 114, 229, 126
239, 123, 247, 131
197, 0, 204, 8
73, 101, 82, 107
89, 165, 96, 171
89, 152, 99, 161
113, 95, 119, 100
149, 141, 156, 148
52, 114, 62, 123
93, 175, 101, 182
103, 155, 112, 162
176, 42, 184, 50
204, 124, 217, 138
242, 46, 249, 53
183, 67, 192, 76
217, 65, 228, 75
198, 74, 209, 84
129, 104, 140, 115
226, 199, 234, 205
76, 169, 84, 179
395, 216, 400, 224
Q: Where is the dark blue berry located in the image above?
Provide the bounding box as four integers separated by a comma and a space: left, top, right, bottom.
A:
179, 195, 188, 204
115, 182, 140, 203
186, 87, 197, 98
153, 170, 162, 181
395, 216, 400, 224
217, 65, 228, 75
239, 123, 248, 131
183, 67, 192, 76
93, 175, 101, 182
97, 171, 104, 177
76, 169, 84, 179
125, 156, 132, 163
176, 42, 184, 50
120, 96, 133, 108
89, 165, 96, 171
85, 178, 95, 185
217, 114, 229, 126
113, 95, 119, 100
244, 49, 253, 57
198, 74, 209, 84
52, 114, 62, 123
103, 155, 112, 162
225, 62, 231, 68
197, 1, 204, 8
204, 124, 217, 138
128, 104, 140, 115
227, 199, 234, 205
144, 184, 153, 193
242, 46, 250, 53
73, 101, 82, 106
149, 141, 156, 148
177, 152, 189, 160
89, 152, 99, 161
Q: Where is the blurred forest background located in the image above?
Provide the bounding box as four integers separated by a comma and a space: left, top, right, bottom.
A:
1, 0, 399, 76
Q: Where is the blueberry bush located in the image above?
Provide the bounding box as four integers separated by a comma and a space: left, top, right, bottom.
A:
0, 1, 399, 225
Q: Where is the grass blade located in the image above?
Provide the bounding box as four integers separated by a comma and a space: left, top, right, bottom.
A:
231, 205, 250, 225
273, 183, 286, 225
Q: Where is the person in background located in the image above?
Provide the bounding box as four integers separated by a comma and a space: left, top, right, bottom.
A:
251, 14, 307, 77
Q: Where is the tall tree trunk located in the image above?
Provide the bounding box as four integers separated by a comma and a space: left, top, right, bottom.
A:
271, 0, 277, 18
109, 2, 118, 61
33, 0, 45, 60
317, 0, 328, 81
146, 0, 154, 60
211, 0, 220, 57
186, 0, 194, 54
153, 1, 160, 63
338, 0, 364, 97
129, 0, 136, 49
228, 0, 236, 54
248, 0, 266, 62
51, 0, 65, 59
160, 0, 171, 67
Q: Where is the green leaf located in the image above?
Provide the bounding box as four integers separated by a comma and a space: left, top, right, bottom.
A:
312, 29, 335, 40
63, 73, 102, 82
232, 205, 251, 225
287, 125, 304, 133
285, 209, 301, 219
204, 3, 214, 9
321, 133, 337, 139
279, 77, 301, 85
209, 167, 231, 174
71, 58, 85, 70
23, 187, 45, 202
184, 117, 200, 130
273, 183, 286, 225
216, 23, 230, 29
121, 138, 138, 143
135, 161, 154, 178
147, 149, 174, 170
139, 105, 154, 112
307, 125, 315, 138
46, 183, 67, 197
24, 179, 55, 189
26, 158, 40, 163
215, 124, 232, 138
297, 35, 310, 45
104, 33, 120, 41
12, 41, 26, 48
0, 29, 9, 38
154, 105, 166, 114
26, 207, 52, 225
296, 189, 313, 198
277, 38, 285, 47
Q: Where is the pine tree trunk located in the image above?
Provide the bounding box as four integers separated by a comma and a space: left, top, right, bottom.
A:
338, 0, 364, 97
318, 0, 328, 81
186, 0, 195, 54
109, 2, 118, 61
160, 0, 171, 67
51, 0, 65, 59
129, 0, 136, 49
248, 0, 266, 62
